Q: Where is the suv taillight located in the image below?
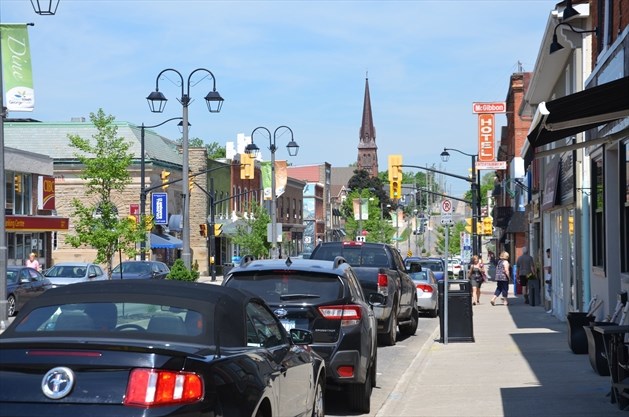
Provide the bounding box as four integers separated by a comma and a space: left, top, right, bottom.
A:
318, 305, 362, 326
124, 369, 203, 407
377, 273, 389, 296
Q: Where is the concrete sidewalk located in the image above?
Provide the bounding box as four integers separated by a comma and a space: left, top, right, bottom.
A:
377, 281, 625, 417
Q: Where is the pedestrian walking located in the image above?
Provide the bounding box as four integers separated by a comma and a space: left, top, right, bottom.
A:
516, 247, 535, 304
468, 255, 485, 305
544, 248, 553, 313
25, 252, 41, 272
487, 250, 497, 281
490, 251, 510, 306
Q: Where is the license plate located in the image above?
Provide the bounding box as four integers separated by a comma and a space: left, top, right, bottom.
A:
280, 319, 295, 331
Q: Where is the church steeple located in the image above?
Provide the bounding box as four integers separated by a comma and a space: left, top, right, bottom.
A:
357, 76, 378, 177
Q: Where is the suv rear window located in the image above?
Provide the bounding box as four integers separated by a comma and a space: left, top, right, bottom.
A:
226, 271, 344, 304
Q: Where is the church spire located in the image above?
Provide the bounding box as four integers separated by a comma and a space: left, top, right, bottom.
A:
357, 76, 378, 177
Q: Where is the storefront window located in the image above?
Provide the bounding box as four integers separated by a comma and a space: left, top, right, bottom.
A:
622, 142, 628, 272
592, 158, 605, 268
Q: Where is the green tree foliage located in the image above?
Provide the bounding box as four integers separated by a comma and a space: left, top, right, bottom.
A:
347, 169, 392, 217
179, 138, 226, 160
434, 222, 466, 256
232, 203, 272, 259
463, 172, 495, 206
65, 109, 150, 278
340, 189, 396, 243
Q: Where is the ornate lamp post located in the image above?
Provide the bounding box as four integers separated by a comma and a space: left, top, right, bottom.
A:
245, 126, 299, 259
146, 68, 223, 269
440, 147, 480, 255
139, 117, 182, 260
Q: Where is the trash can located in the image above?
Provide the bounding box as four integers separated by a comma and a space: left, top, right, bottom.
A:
438, 279, 474, 343
222, 263, 234, 276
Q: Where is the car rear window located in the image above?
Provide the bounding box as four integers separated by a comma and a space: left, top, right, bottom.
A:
226, 271, 344, 304
311, 245, 389, 267
13, 302, 208, 339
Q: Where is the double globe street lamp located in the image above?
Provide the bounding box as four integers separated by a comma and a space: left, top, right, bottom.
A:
440, 147, 481, 256
245, 126, 299, 260
146, 68, 224, 269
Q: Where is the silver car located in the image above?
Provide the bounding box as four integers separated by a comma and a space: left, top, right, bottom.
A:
409, 267, 439, 317
44, 262, 107, 287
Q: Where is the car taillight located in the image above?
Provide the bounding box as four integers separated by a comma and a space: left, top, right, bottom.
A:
377, 273, 389, 296
318, 305, 362, 326
416, 284, 433, 293
124, 369, 203, 407
337, 365, 354, 378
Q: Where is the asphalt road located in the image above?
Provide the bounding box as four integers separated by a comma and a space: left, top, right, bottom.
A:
325, 314, 439, 416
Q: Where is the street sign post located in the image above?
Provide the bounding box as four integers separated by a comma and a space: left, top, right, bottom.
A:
440, 198, 453, 225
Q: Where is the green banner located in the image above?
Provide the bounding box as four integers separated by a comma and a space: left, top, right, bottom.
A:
1, 24, 34, 112
261, 162, 272, 200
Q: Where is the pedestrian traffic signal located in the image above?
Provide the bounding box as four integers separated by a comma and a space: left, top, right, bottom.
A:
240, 153, 255, 179
199, 224, 208, 237
160, 170, 170, 190
214, 224, 223, 237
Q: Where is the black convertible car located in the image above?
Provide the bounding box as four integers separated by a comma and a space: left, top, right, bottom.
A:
0, 280, 326, 417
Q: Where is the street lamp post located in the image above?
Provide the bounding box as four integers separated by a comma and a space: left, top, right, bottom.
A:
146, 68, 223, 269
245, 126, 299, 260
440, 147, 480, 256
139, 117, 182, 260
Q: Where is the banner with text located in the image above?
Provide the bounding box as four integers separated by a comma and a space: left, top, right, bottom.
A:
1, 24, 35, 111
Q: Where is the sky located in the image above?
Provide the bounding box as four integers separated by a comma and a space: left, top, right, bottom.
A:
1, 0, 556, 197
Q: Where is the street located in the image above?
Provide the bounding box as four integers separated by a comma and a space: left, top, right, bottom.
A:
325, 315, 438, 416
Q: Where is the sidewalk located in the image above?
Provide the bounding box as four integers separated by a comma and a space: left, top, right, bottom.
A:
377, 281, 626, 417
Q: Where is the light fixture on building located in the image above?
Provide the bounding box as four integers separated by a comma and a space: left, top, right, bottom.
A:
549, 22, 598, 54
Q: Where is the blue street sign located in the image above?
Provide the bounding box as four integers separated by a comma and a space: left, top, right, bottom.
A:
152, 193, 168, 224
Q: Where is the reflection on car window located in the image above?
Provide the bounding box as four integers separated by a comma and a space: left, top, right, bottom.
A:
13, 302, 206, 339
246, 302, 286, 348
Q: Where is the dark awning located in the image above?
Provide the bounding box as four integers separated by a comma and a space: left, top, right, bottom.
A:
524, 76, 629, 166
506, 211, 528, 233
150, 233, 183, 249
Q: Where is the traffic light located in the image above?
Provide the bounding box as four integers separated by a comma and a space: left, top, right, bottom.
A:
214, 224, 223, 237
199, 223, 208, 237
160, 170, 171, 190
189, 178, 194, 193
14, 175, 21, 193
240, 153, 255, 179
483, 217, 493, 235
388, 155, 402, 200
465, 218, 473, 234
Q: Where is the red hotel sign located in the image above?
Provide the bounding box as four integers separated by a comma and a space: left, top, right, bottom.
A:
5, 215, 69, 231
478, 114, 495, 162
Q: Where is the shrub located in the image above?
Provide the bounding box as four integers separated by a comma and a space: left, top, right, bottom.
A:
167, 259, 198, 282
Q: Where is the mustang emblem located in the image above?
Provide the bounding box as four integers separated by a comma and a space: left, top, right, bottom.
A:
42, 367, 75, 399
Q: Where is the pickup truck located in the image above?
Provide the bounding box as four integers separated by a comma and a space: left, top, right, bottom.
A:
310, 241, 418, 346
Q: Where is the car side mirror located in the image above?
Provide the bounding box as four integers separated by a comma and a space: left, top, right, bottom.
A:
289, 328, 313, 345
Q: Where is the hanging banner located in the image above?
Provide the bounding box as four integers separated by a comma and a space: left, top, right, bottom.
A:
37, 176, 56, 210
352, 198, 369, 221
1, 24, 35, 112
261, 161, 287, 200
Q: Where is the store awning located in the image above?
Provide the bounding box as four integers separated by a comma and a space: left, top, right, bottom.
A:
150, 233, 183, 249
523, 76, 629, 167
505, 211, 528, 234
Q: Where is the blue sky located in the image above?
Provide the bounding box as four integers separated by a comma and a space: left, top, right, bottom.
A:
2, 0, 554, 196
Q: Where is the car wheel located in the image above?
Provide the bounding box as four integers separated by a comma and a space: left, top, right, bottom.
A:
311, 377, 325, 417
400, 305, 419, 336
348, 363, 372, 413
378, 310, 397, 346
7, 295, 16, 317
429, 304, 439, 318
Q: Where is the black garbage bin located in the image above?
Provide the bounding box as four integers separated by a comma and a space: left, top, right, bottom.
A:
438, 279, 474, 343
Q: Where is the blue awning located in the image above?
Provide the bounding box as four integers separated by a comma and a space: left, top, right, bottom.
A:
150, 233, 183, 249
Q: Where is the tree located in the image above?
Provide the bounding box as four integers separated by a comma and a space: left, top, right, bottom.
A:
231, 203, 272, 259
206, 141, 226, 159
434, 222, 466, 256
340, 190, 396, 243
65, 109, 150, 278
347, 169, 392, 218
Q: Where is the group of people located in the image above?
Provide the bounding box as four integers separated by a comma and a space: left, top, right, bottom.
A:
465, 248, 552, 310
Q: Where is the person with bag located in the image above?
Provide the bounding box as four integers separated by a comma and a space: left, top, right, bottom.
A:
490, 251, 510, 306
468, 255, 485, 305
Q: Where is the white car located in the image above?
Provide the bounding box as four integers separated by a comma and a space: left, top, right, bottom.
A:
408, 267, 439, 317
448, 258, 462, 278
44, 262, 107, 287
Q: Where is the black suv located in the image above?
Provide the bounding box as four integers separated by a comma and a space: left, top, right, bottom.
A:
223, 256, 382, 413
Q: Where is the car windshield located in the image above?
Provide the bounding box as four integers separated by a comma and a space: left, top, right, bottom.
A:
13, 302, 208, 340
415, 261, 443, 272
226, 271, 343, 304
45, 265, 86, 279
312, 245, 388, 267
114, 263, 151, 274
